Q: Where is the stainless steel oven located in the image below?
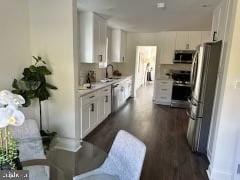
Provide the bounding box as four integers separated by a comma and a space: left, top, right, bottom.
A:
173, 50, 196, 64
171, 71, 191, 108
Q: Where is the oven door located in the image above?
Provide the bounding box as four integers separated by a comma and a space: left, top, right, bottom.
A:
171, 84, 191, 108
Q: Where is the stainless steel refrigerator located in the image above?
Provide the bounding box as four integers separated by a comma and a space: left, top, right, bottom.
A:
187, 41, 222, 155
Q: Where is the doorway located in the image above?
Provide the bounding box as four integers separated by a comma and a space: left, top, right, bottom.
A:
134, 46, 157, 97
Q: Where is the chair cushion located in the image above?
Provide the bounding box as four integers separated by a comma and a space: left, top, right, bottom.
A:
78, 173, 119, 180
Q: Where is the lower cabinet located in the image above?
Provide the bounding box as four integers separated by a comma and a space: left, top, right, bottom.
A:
79, 86, 111, 139
98, 87, 111, 123
79, 77, 132, 139
154, 79, 173, 105
81, 96, 98, 138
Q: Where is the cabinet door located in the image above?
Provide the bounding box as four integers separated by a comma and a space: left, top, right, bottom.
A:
188, 31, 202, 50
90, 101, 98, 129
99, 21, 107, 68
82, 104, 91, 137
111, 29, 121, 62
120, 31, 127, 62
93, 15, 101, 63
104, 93, 111, 118
159, 32, 176, 64
98, 96, 105, 122
175, 32, 189, 50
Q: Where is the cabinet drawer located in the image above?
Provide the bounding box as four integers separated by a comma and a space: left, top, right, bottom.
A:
159, 80, 172, 86
158, 95, 171, 102
82, 92, 98, 105
99, 86, 111, 96
159, 85, 172, 95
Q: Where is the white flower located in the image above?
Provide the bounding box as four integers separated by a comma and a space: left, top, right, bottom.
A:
0, 108, 10, 128
0, 90, 25, 128
0, 90, 25, 108
0, 90, 13, 106
0, 105, 25, 128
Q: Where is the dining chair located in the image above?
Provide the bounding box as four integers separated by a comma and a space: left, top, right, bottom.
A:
10, 119, 49, 180
74, 130, 146, 180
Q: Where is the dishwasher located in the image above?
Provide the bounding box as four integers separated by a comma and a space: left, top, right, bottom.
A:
111, 83, 121, 112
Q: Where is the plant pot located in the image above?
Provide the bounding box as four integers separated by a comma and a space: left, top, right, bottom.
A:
0, 157, 22, 170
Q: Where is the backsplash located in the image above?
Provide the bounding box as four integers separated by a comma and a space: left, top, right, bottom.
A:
156, 64, 192, 79
79, 63, 106, 84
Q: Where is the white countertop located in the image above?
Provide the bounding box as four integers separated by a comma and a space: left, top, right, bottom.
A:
78, 76, 132, 97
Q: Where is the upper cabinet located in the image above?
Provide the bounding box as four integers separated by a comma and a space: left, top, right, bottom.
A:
111, 29, 127, 63
211, 0, 230, 41
175, 31, 203, 50
175, 31, 189, 50
78, 11, 107, 68
201, 31, 211, 43
158, 31, 211, 64
158, 31, 176, 64
188, 31, 202, 49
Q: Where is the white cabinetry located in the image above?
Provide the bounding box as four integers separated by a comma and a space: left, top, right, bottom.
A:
175, 32, 189, 50
158, 32, 176, 64
81, 92, 98, 138
211, 0, 229, 41
78, 11, 107, 67
111, 29, 127, 63
201, 31, 211, 43
79, 77, 132, 139
80, 88, 111, 139
188, 31, 202, 49
98, 86, 111, 122
154, 80, 173, 105
175, 31, 202, 50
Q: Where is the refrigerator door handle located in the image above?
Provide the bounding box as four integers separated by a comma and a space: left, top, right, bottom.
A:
188, 97, 198, 106
187, 107, 203, 119
190, 52, 197, 86
186, 110, 197, 120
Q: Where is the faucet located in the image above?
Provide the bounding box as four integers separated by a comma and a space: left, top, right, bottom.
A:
106, 64, 114, 79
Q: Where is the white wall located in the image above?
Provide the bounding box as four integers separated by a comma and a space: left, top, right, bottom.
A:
0, 0, 39, 121
0, 0, 30, 89
28, 0, 79, 138
207, 0, 240, 179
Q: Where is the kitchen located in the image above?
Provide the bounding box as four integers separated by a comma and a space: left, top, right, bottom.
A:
75, 0, 231, 178
1, 0, 239, 179
74, 0, 233, 179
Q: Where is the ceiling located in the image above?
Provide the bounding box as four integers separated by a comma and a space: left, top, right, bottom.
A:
77, 0, 220, 33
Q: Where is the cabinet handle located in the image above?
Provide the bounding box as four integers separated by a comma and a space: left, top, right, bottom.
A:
160, 96, 167, 99
213, 31, 217, 41
104, 89, 108, 92
161, 89, 168, 91
122, 56, 125, 62
91, 103, 94, 112
89, 96, 95, 99
105, 96, 108, 103
99, 55, 103, 62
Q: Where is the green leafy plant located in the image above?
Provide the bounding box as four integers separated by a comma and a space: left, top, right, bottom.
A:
12, 56, 57, 133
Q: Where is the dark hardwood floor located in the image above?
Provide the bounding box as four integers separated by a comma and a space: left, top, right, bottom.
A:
85, 83, 209, 180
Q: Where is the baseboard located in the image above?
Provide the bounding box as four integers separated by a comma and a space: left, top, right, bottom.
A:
207, 167, 233, 180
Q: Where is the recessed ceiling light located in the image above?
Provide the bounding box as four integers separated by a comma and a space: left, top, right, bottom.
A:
202, 4, 210, 8
157, 2, 166, 9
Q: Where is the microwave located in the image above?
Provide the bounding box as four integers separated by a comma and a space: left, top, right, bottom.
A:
173, 50, 196, 64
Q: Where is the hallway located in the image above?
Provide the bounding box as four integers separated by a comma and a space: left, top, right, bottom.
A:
85, 84, 208, 180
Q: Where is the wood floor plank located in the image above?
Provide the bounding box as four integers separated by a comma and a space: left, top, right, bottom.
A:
85, 84, 209, 180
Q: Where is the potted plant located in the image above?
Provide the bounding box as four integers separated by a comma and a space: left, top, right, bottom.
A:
0, 90, 25, 170
12, 56, 57, 142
